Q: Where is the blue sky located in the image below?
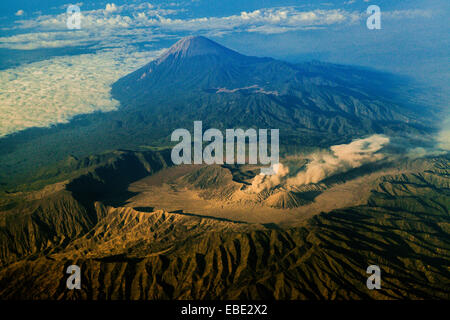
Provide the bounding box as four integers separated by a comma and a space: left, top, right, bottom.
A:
0, 1, 447, 80
0, 0, 448, 138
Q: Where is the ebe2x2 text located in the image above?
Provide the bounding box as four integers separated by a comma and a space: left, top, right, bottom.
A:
181, 304, 268, 317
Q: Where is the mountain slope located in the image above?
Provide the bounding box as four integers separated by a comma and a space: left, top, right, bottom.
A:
112, 36, 435, 137
0, 36, 438, 190
0, 149, 171, 266
0, 155, 448, 299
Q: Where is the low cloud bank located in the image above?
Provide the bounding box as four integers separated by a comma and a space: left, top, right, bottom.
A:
0, 47, 165, 137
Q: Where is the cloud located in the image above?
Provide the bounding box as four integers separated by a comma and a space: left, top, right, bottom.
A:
1, 4, 434, 50
143, 8, 360, 32
59, 2, 83, 9
0, 31, 94, 49
105, 3, 118, 13
0, 27, 161, 50
10, 2, 176, 31
0, 47, 166, 137
15, 10, 24, 16
1, 3, 178, 49
383, 9, 433, 19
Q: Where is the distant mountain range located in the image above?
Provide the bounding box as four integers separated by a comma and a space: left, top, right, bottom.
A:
112, 36, 434, 138
0, 36, 438, 190
0, 36, 448, 301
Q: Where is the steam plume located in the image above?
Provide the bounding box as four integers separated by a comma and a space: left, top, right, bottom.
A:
249, 163, 289, 193
287, 135, 389, 186
248, 134, 390, 193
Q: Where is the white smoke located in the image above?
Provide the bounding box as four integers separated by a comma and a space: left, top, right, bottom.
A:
287, 134, 390, 186
248, 134, 390, 193
249, 163, 289, 193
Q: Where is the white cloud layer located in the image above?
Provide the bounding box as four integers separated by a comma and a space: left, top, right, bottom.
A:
105, 3, 118, 13
0, 47, 165, 137
1, 4, 433, 50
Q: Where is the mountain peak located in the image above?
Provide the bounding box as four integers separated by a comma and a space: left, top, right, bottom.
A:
157, 36, 240, 62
